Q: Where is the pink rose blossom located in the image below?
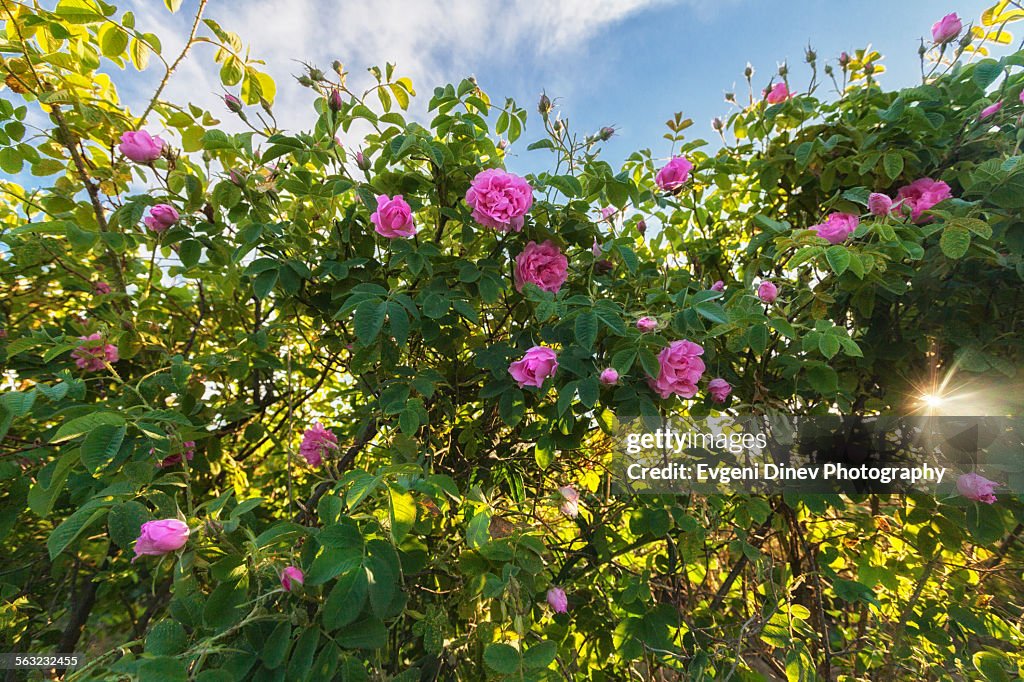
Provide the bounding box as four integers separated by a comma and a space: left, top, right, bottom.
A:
93, 281, 111, 295
811, 212, 859, 244
599, 368, 619, 385
980, 101, 1003, 120
370, 194, 416, 238
648, 339, 706, 399
896, 178, 952, 222
546, 587, 568, 614
465, 168, 533, 232
299, 423, 338, 467
765, 82, 791, 104
144, 204, 179, 234
932, 13, 962, 44
708, 378, 732, 403
509, 345, 558, 388
655, 156, 693, 191
957, 473, 998, 504
132, 519, 189, 562
514, 240, 568, 293
118, 130, 165, 163
558, 486, 579, 518
636, 317, 658, 333
757, 281, 778, 303
281, 566, 305, 591
72, 332, 118, 372
711, 280, 725, 292
868, 193, 893, 217
600, 206, 615, 221
159, 441, 195, 468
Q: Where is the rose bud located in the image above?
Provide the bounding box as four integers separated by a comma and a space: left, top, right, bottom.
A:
328, 88, 343, 112
224, 94, 243, 113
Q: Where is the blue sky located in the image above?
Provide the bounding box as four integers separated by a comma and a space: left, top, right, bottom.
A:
5, 0, 1000, 183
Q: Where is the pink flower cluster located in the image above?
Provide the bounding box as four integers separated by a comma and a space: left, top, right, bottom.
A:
514, 241, 568, 293
119, 130, 165, 163
72, 332, 118, 371
465, 168, 534, 232
299, 423, 339, 466
145, 204, 179, 233
133, 519, 189, 562
509, 346, 559, 388
811, 212, 859, 245
371, 194, 416, 238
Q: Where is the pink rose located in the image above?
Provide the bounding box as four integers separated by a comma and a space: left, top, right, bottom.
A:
757, 281, 778, 303
72, 332, 118, 372
93, 281, 111, 295
932, 13, 962, 44
599, 368, 619, 385
118, 130, 165, 163
514, 240, 568, 293
281, 566, 305, 591
636, 317, 658, 333
765, 82, 791, 104
144, 204, 179, 234
558, 486, 579, 518
591, 238, 601, 257
509, 345, 558, 388
600, 206, 615, 221
710, 280, 725, 292
957, 473, 998, 504
867, 193, 893, 217
132, 519, 189, 562
708, 378, 732, 403
648, 339, 706, 399
811, 212, 859, 244
159, 441, 195, 468
546, 587, 568, 614
370, 194, 416, 238
896, 178, 952, 222
655, 156, 693, 191
465, 168, 533, 232
980, 101, 1003, 120
299, 423, 338, 467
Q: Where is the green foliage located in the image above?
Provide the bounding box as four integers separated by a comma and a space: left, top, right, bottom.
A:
1, 1, 1023, 680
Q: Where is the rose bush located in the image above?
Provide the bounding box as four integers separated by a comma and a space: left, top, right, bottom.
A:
1, 1, 1024, 680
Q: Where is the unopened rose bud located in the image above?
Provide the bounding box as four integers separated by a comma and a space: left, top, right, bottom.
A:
538, 93, 552, 116
553, 119, 564, 134
805, 46, 817, 63
839, 52, 851, 68
598, 126, 615, 141
229, 169, 245, 186
637, 219, 647, 236
778, 62, 788, 78
328, 88, 343, 112
744, 63, 754, 79
332, 60, 343, 75
260, 98, 273, 116
824, 64, 834, 77
224, 94, 242, 113
497, 139, 508, 151
595, 259, 614, 274
711, 117, 724, 132
724, 92, 736, 103
864, 62, 875, 75
298, 76, 314, 87
355, 150, 370, 171
308, 67, 325, 81
959, 31, 973, 48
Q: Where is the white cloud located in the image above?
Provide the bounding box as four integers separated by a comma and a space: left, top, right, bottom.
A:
121, 0, 699, 132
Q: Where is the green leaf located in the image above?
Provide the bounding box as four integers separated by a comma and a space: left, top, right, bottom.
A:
818, 334, 840, 360
51, 412, 126, 443
81, 424, 126, 473
824, 245, 850, 275
484, 643, 521, 674
523, 640, 558, 670
252, 268, 278, 299
323, 567, 369, 630
882, 152, 904, 180
574, 311, 598, 350
47, 501, 109, 559
337, 616, 387, 649
694, 301, 728, 324
940, 224, 971, 259
806, 364, 839, 394
138, 657, 187, 682
260, 621, 292, 669
354, 300, 388, 345
146, 620, 187, 656
107, 500, 151, 549
388, 486, 417, 543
